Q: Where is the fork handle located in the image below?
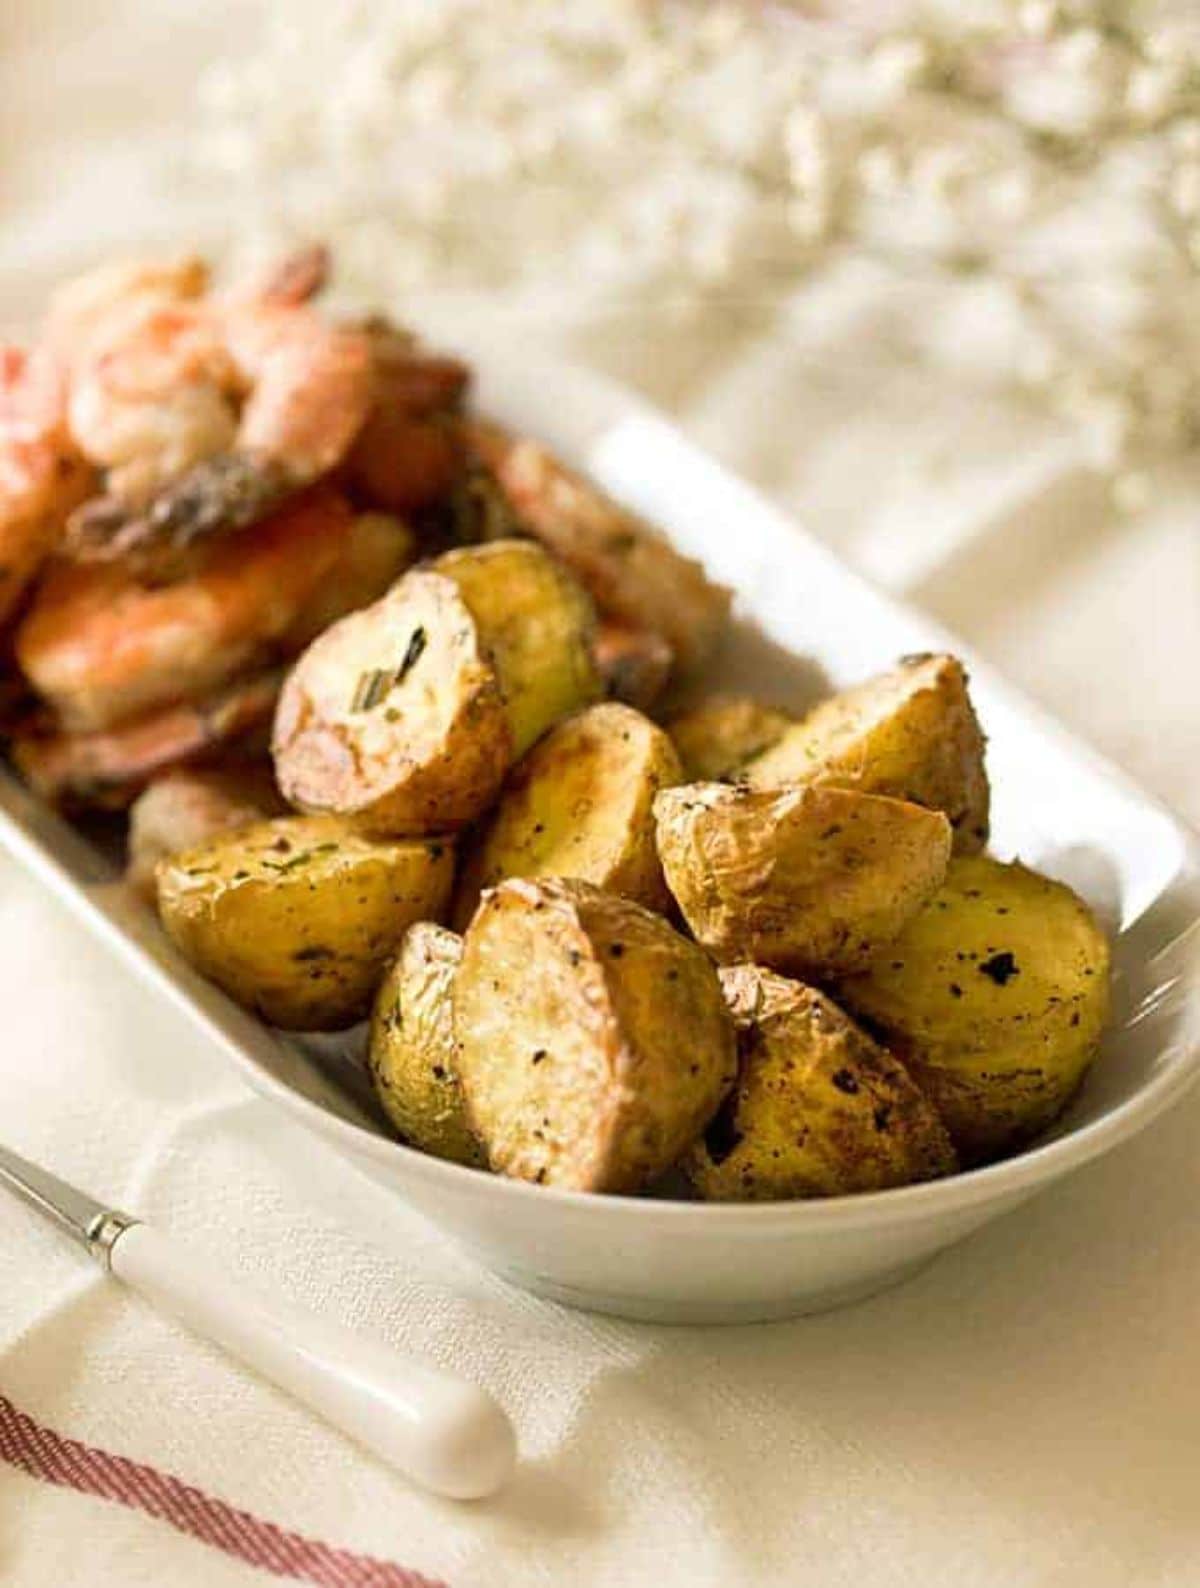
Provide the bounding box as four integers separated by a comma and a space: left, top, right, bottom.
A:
108, 1221, 516, 1499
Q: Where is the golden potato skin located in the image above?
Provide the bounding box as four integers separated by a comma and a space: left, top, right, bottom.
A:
744, 653, 990, 854
464, 421, 731, 675
667, 694, 793, 782
127, 765, 283, 898
686, 966, 957, 1200
454, 877, 737, 1193
368, 924, 486, 1168
435, 539, 601, 759
157, 816, 455, 1030
453, 702, 682, 928
836, 856, 1111, 1163
654, 782, 952, 977
273, 567, 511, 834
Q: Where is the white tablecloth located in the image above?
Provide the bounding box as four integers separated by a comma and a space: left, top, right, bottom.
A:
2, 6, 1198, 1587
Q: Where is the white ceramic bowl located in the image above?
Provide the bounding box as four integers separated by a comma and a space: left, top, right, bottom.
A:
3, 346, 1198, 1324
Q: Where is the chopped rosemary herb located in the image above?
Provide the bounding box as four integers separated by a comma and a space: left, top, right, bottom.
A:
350, 668, 393, 713
348, 627, 427, 712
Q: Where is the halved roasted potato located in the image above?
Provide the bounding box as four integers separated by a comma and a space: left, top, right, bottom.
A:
667, 694, 793, 782
744, 653, 989, 853
156, 815, 455, 1029
686, 965, 957, 1200
464, 420, 731, 675
453, 702, 682, 927
127, 764, 284, 898
368, 924, 485, 1168
454, 877, 736, 1193
273, 539, 599, 833
654, 782, 952, 976
836, 855, 1111, 1163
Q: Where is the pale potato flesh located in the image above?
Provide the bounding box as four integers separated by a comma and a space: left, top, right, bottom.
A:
654, 782, 952, 977
368, 924, 486, 1168
272, 567, 511, 833
454, 877, 737, 1193
836, 855, 1111, 1163
686, 965, 957, 1200
435, 538, 601, 759
744, 653, 990, 854
667, 694, 794, 782
156, 815, 455, 1029
453, 702, 682, 927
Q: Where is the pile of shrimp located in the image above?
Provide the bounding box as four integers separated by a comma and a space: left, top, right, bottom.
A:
0, 245, 474, 875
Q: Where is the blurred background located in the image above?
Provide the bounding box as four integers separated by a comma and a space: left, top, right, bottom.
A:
3, 0, 1196, 820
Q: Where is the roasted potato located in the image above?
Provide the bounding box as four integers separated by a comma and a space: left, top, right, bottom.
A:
126, 765, 284, 898
744, 653, 990, 854
367, 924, 485, 1168
156, 815, 454, 1029
667, 694, 794, 782
686, 965, 957, 1199
454, 877, 736, 1193
654, 782, 952, 977
434, 539, 600, 758
273, 539, 599, 834
593, 621, 674, 713
464, 420, 731, 675
453, 702, 682, 927
836, 855, 1111, 1163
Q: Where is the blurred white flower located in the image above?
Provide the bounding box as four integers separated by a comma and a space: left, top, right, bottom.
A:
186, 0, 1200, 483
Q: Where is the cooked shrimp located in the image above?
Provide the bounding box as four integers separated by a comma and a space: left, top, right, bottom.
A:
126, 763, 283, 896
16, 488, 353, 732
346, 322, 470, 516
593, 621, 674, 713
12, 670, 282, 810
61, 250, 372, 571
0, 346, 94, 628
66, 303, 239, 509
45, 254, 210, 362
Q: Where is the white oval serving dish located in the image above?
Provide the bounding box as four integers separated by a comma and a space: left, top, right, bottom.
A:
2, 342, 1197, 1324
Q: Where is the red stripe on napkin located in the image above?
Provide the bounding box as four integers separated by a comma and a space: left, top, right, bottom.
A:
0, 1393, 448, 1588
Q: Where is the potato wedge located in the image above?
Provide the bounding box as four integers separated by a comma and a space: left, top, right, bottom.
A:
434, 539, 600, 759
686, 965, 957, 1200
127, 765, 283, 898
273, 539, 598, 833
368, 924, 485, 1168
455, 877, 736, 1193
667, 694, 793, 782
157, 815, 454, 1029
836, 856, 1111, 1163
654, 782, 952, 976
464, 420, 731, 675
454, 703, 681, 927
744, 653, 990, 854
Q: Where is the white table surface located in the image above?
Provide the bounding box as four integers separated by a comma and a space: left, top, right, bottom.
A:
1, 5, 1197, 1586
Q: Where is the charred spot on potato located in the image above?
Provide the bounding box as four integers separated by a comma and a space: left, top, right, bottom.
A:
703, 1091, 744, 1166
979, 951, 1019, 986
